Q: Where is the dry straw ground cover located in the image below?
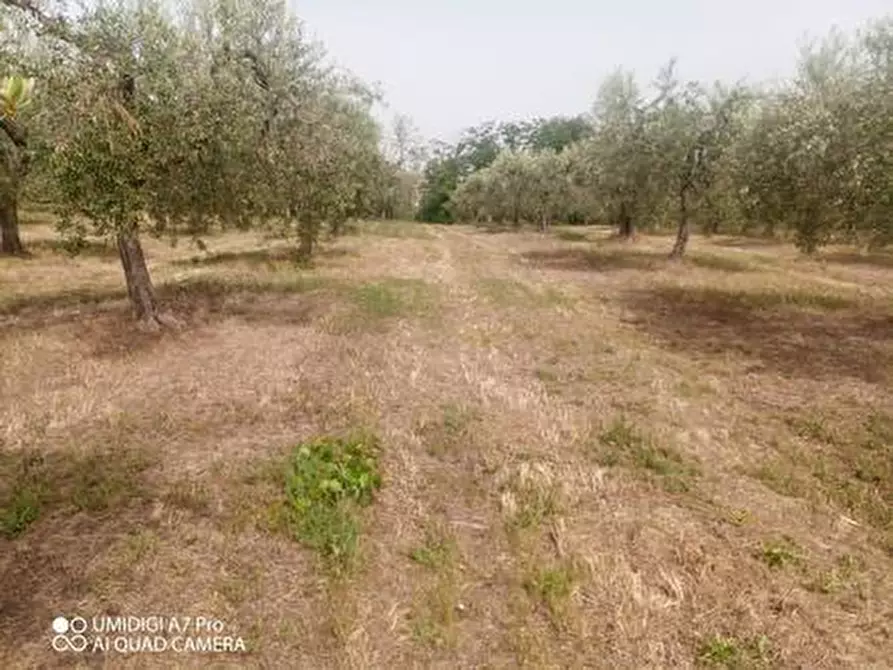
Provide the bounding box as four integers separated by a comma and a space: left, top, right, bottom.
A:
2, 219, 892, 668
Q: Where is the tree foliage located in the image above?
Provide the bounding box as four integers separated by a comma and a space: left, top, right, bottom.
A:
2, 0, 395, 322
416, 115, 592, 223
4, 0, 893, 317
420, 17, 893, 258
451, 150, 572, 230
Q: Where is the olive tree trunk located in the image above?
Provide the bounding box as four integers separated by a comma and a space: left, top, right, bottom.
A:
116, 230, 163, 328
297, 219, 316, 262
0, 117, 28, 256
0, 193, 24, 255
670, 187, 691, 259
618, 201, 635, 239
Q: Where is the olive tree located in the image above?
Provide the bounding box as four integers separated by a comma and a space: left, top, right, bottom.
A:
730, 33, 862, 252
840, 18, 893, 248
237, 2, 383, 257
258, 90, 383, 258
5, 0, 387, 326
0, 74, 31, 254
450, 169, 493, 223
35, 0, 272, 327
527, 150, 573, 231
649, 78, 751, 258
449, 149, 572, 229
582, 67, 668, 239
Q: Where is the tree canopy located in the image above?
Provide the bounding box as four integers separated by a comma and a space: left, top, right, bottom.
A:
417, 17, 893, 258
3, 0, 893, 325
1, 0, 398, 324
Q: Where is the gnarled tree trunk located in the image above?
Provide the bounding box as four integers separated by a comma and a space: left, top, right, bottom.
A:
670, 187, 690, 259
1, 117, 28, 256
0, 193, 24, 255
116, 230, 162, 329
618, 201, 634, 239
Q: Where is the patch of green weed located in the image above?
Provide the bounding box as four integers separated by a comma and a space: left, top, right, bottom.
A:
501, 463, 562, 533
282, 434, 382, 572
523, 560, 579, 629
757, 537, 802, 570
415, 403, 479, 458
749, 462, 809, 499
409, 524, 457, 571
595, 417, 700, 493
339, 279, 439, 331
697, 634, 774, 668
0, 448, 153, 538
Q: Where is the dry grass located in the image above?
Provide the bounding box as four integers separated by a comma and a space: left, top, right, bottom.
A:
2, 221, 893, 668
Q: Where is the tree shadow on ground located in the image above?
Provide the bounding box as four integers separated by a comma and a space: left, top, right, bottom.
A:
0, 275, 336, 356
820, 251, 893, 269
684, 253, 760, 272
621, 285, 892, 383
552, 230, 590, 242
0, 286, 129, 321
345, 221, 435, 239
711, 237, 785, 250
474, 224, 522, 235
0, 446, 158, 651
521, 247, 757, 273
171, 246, 357, 269
170, 248, 298, 268
317, 247, 357, 259
26, 238, 119, 260
156, 277, 328, 331
521, 247, 660, 272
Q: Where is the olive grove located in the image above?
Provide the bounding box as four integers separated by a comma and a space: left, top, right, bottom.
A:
424, 18, 893, 258
5, 0, 893, 315
0, 0, 397, 327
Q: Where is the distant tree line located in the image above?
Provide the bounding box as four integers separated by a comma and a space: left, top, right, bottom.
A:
418, 18, 893, 257
417, 116, 592, 224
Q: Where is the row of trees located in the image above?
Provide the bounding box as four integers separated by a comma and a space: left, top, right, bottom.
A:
451, 150, 574, 231
420, 17, 893, 257
0, 0, 410, 326
417, 115, 591, 223
3, 1, 892, 331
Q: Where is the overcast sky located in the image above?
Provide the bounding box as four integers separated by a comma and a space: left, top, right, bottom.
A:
292, 1, 892, 143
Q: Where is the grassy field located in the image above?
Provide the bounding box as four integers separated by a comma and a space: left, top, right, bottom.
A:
2, 218, 893, 668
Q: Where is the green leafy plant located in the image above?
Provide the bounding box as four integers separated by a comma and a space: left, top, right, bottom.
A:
409, 524, 457, 570
283, 434, 382, 571
0, 487, 42, 538
757, 537, 802, 569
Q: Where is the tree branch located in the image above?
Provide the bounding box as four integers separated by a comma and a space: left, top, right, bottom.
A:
0, 117, 26, 148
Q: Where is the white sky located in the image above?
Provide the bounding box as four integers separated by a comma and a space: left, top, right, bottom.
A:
292, 1, 892, 143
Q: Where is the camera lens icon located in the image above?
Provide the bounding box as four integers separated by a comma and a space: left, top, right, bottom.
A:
51, 616, 89, 653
